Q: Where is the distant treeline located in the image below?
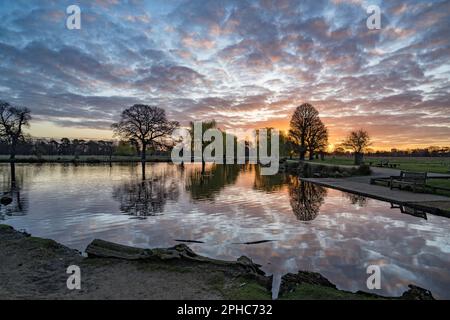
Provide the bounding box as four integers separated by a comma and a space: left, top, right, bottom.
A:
0, 135, 293, 158
0, 138, 166, 157
1, 136, 449, 158
332, 146, 450, 157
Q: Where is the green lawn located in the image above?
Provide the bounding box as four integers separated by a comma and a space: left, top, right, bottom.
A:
311, 156, 450, 174
426, 179, 450, 197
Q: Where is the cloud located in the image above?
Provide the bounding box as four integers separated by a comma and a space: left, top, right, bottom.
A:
0, 0, 448, 147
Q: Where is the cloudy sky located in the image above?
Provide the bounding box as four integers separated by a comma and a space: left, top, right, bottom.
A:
0, 0, 449, 149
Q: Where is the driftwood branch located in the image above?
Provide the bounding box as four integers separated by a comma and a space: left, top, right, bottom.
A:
86, 239, 265, 276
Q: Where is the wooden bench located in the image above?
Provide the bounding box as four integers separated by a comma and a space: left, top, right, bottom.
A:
369, 160, 399, 168
376, 160, 389, 167
390, 171, 427, 193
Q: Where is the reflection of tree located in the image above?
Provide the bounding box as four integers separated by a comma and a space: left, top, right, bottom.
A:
288, 177, 327, 221
253, 165, 287, 192
345, 193, 368, 207
186, 164, 240, 201
112, 175, 179, 217
0, 167, 28, 219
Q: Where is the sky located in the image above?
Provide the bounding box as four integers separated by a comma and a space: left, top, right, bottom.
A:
0, 0, 449, 150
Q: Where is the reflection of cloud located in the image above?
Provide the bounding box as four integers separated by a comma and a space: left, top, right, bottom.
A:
1, 164, 450, 299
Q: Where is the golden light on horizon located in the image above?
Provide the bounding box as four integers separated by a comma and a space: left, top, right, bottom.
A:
26, 118, 449, 152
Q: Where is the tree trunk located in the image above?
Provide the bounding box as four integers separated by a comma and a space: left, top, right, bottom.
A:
141, 162, 146, 180
141, 142, 146, 180
10, 162, 16, 187
308, 148, 314, 160
299, 145, 306, 161
10, 142, 16, 186
141, 142, 146, 162
354, 152, 364, 165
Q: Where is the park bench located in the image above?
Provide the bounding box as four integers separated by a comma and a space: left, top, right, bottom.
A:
370, 160, 399, 168
379, 160, 388, 167
390, 171, 427, 193
372, 160, 389, 167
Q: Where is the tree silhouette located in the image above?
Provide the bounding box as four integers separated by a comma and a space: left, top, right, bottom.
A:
306, 118, 328, 160
342, 129, 372, 164
112, 105, 179, 179
289, 103, 327, 161
0, 101, 31, 185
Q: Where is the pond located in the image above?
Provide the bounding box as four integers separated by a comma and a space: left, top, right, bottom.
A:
1, 163, 449, 299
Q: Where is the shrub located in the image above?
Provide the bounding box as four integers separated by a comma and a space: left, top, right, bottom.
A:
356, 164, 371, 175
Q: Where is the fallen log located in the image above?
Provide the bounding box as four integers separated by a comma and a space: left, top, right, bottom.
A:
85, 239, 266, 276
85, 239, 152, 260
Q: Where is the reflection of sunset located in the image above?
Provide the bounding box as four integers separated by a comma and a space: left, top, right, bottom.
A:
3, 162, 449, 299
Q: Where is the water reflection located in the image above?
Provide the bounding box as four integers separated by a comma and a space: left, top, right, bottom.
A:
112, 174, 179, 217
0, 187, 27, 219
288, 177, 327, 221
391, 203, 428, 220
253, 165, 286, 192
0, 166, 28, 219
0, 163, 449, 299
185, 164, 240, 201
346, 194, 369, 207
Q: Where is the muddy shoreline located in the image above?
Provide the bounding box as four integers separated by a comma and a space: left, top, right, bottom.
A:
0, 225, 434, 300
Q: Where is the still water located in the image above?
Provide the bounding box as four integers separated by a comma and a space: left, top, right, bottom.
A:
1, 163, 449, 299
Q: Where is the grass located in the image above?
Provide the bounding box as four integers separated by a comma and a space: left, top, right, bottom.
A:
279, 283, 382, 300
209, 274, 385, 300
206, 274, 270, 300
426, 180, 450, 197
224, 279, 271, 300
310, 156, 450, 174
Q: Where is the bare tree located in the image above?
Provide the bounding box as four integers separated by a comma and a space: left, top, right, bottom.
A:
306, 118, 328, 160
0, 101, 31, 160
342, 129, 372, 164
289, 103, 326, 161
0, 101, 31, 184
112, 105, 179, 178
